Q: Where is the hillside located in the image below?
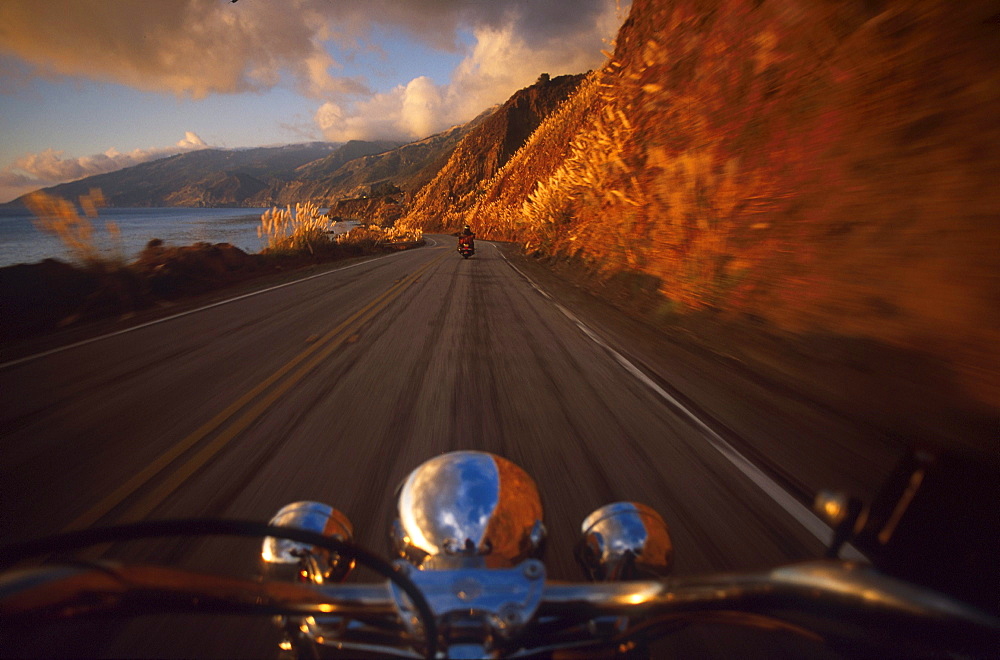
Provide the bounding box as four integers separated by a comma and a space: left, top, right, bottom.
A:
274, 115, 491, 206
5, 131, 478, 210
402, 0, 1000, 438
402, 74, 586, 229
7, 143, 344, 207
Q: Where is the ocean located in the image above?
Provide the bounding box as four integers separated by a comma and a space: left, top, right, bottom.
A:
0, 207, 343, 268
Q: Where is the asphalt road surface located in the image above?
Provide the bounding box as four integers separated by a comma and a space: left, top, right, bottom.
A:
0, 235, 898, 657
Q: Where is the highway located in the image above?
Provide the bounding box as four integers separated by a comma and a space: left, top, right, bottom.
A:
0, 235, 901, 657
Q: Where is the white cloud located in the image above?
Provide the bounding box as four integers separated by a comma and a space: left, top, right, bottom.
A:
316, 75, 452, 142
315, 92, 406, 142
400, 77, 443, 139
175, 131, 208, 150
315, 2, 626, 142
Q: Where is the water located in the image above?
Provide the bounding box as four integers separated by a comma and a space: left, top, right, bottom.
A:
0, 207, 299, 268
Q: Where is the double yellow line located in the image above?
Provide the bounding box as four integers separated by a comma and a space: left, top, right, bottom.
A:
64, 255, 442, 534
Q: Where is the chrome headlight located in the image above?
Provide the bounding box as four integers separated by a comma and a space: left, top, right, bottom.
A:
576, 501, 673, 580
393, 451, 546, 569
261, 501, 355, 583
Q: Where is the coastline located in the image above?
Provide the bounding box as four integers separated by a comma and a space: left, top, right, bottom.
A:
0, 223, 415, 346
0, 206, 269, 268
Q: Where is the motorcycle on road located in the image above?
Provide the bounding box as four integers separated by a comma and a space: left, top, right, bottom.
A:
458, 235, 475, 259
1, 449, 997, 658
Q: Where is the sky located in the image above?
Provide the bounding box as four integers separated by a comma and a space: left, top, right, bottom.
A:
0, 0, 629, 204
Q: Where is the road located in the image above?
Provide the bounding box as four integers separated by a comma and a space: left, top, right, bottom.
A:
0, 235, 898, 657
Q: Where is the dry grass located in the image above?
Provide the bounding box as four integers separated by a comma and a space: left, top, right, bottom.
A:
399, 73, 606, 242
398, 75, 588, 236
336, 223, 423, 251
26, 189, 125, 268
259, 203, 422, 255
257, 202, 333, 255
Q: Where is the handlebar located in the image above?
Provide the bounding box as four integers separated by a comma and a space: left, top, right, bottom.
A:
3, 560, 997, 656
2, 518, 997, 658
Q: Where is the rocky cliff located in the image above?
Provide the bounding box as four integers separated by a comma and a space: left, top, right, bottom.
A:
401, 73, 586, 229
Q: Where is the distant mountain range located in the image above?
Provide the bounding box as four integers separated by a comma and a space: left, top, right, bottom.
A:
6, 73, 588, 212
6, 141, 388, 208
5, 108, 501, 209
274, 117, 490, 207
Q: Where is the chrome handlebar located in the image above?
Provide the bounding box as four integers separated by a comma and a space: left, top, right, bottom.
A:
3, 444, 998, 657
3, 559, 997, 657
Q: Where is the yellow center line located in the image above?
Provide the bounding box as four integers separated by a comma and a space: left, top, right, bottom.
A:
63, 255, 442, 533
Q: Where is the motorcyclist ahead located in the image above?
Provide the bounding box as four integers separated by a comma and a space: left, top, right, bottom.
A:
458, 225, 475, 254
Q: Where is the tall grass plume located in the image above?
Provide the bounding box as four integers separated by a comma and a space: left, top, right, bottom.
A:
257, 202, 332, 254
26, 189, 124, 268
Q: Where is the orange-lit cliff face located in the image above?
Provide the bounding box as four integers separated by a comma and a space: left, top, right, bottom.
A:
606, 0, 1000, 403
407, 0, 1000, 411
401, 73, 587, 230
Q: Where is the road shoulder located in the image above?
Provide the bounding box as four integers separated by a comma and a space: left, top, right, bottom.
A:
489, 241, 990, 503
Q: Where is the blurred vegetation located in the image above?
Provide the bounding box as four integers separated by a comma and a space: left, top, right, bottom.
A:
26, 190, 125, 270
402, 0, 1000, 409
258, 201, 422, 256
398, 73, 586, 235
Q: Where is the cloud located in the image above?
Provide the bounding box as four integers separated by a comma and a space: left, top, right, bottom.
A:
316, 76, 445, 142
0, 0, 369, 99
0, 0, 623, 201
316, 1, 627, 141
279, 116, 322, 142
0, 1, 627, 139
400, 77, 443, 139
1, 132, 210, 201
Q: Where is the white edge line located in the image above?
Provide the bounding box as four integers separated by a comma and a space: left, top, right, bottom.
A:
1, 245, 427, 371
495, 246, 866, 562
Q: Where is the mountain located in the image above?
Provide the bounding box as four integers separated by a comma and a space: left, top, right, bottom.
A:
272, 113, 493, 206
402, 73, 586, 227
7, 141, 409, 208
7, 143, 338, 207
294, 140, 404, 180
6, 115, 496, 209
6, 75, 575, 213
